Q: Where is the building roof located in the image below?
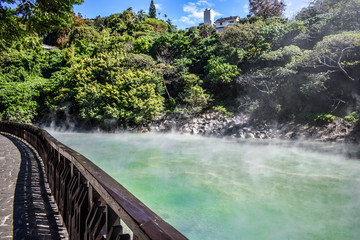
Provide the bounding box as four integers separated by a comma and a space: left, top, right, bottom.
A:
215, 16, 240, 23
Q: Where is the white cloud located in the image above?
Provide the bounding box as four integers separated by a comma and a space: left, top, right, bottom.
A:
243, 4, 249, 14
196, 0, 214, 6
184, 3, 204, 18
177, 0, 221, 26
179, 16, 196, 25
154, 3, 162, 11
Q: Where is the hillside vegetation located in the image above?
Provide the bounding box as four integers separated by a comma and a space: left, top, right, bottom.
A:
1, 0, 360, 128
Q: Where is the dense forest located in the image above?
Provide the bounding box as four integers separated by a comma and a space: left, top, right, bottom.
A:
1, 0, 360, 129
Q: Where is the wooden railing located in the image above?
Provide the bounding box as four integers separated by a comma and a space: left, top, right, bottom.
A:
0, 121, 188, 240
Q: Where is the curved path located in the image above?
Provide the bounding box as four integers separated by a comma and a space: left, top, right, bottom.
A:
0, 133, 68, 239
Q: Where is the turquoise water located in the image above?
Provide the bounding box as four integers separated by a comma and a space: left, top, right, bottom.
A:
49, 131, 360, 240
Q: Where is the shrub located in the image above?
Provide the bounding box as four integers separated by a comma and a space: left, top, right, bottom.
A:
123, 53, 156, 69
300, 113, 336, 125
181, 74, 211, 111
213, 105, 233, 117
205, 56, 239, 83
133, 35, 154, 54
58, 52, 165, 124
344, 112, 359, 124
144, 18, 168, 33
0, 77, 48, 122
69, 26, 101, 44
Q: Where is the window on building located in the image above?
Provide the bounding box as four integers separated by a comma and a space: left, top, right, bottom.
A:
230, 21, 234, 23
220, 22, 223, 25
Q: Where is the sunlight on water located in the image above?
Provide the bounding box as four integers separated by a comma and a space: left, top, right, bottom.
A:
48, 130, 360, 240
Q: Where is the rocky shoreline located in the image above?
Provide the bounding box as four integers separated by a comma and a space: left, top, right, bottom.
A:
41, 111, 360, 144
133, 112, 360, 144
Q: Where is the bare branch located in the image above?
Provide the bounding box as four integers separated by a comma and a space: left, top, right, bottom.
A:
325, 55, 337, 65
319, 57, 338, 68
319, 45, 356, 81
337, 45, 355, 81
252, 80, 272, 94
330, 98, 346, 113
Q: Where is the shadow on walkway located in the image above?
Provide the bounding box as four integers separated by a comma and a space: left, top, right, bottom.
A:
3, 134, 67, 239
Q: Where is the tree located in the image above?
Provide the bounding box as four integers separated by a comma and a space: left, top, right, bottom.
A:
144, 18, 168, 33
297, 32, 360, 82
149, 0, 156, 18
68, 26, 101, 45
199, 24, 216, 38
205, 56, 240, 83
137, 9, 147, 21
166, 19, 177, 32
182, 74, 211, 111
0, 0, 83, 46
249, 0, 286, 18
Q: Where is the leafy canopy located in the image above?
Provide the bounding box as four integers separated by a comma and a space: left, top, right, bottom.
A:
249, 0, 286, 18
0, 0, 83, 47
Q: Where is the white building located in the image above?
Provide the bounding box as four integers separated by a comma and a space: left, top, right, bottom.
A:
204, 8, 214, 26
215, 16, 240, 33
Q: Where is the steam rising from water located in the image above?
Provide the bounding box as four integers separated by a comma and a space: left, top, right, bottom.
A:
48, 130, 360, 240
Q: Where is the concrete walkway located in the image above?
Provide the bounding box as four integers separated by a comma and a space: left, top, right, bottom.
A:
0, 133, 68, 239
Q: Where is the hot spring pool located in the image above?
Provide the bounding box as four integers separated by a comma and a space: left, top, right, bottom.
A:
48, 130, 360, 240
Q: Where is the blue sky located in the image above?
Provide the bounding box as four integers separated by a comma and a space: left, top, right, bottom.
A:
73, 0, 311, 29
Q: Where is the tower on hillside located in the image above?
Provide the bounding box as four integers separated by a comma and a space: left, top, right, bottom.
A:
204, 8, 214, 25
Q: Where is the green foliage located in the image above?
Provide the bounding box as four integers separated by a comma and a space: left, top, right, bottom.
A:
0, 38, 44, 81
149, 0, 156, 19
199, 24, 216, 38
281, 20, 306, 46
213, 105, 233, 117
67, 26, 102, 55
41, 49, 66, 78
92, 15, 106, 30
205, 56, 240, 83
1, 0, 360, 128
172, 58, 192, 76
298, 73, 327, 98
144, 18, 168, 33
295, 0, 360, 48
69, 26, 101, 44
102, 8, 168, 37
133, 35, 154, 54
104, 13, 126, 34
249, 0, 286, 18
182, 74, 211, 108
124, 53, 156, 69
0, 0, 83, 48
301, 113, 337, 124
219, 21, 262, 50
57, 52, 165, 123
0, 77, 49, 122
260, 45, 302, 63
259, 20, 286, 48
75, 70, 164, 123
219, 20, 273, 60
0, 6, 25, 48
296, 31, 360, 81
183, 85, 211, 111
150, 32, 194, 62
296, 0, 360, 31
344, 112, 359, 124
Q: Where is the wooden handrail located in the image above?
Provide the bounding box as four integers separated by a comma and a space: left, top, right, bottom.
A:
0, 121, 188, 240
